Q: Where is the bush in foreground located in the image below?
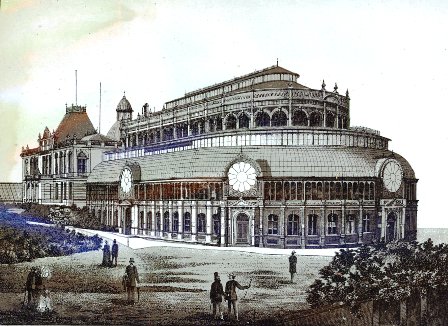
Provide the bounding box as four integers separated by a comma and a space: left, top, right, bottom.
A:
0, 209, 102, 264
306, 239, 448, 313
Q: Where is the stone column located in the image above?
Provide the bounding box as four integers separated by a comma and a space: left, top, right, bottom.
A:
191, 201, 197, 242
381, 206, 386, 240
319, 207, 325, 247
159, 202, 164, 239
340, 205, 346, 245
280, 206, 285, 248
259, 206, 264, 248
151, 203, 156, 237
143, 205, 148, 235
358, 206, 364, 244
206, 201, 212, 243
300, 206, 305, 248
220, 204, 226, 246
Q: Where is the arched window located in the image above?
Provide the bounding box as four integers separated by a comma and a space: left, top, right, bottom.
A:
176, 124, 188, 138
287, 214, 300, 235
362, 213, 371, 233
326, 111, 335, 127
197, 213, 206, 233
225, 114, 237, 130
255, 111, 270, 127
309, 111, 322, 127
67, 151, 73, 173
191, 121, 199, 135
213, 213, 220, 235
163, 211, 170, 232
305, 182, 312, 200
271, 110, 288, 127
308, 214, 318, 235
267, 214, 279, 235
184, 212, 191, 232
327, 213, 338, 234
238, 113, 250, 129
114, 210, 118, 226
292, 110, 308, 126
172, 212, 179, 232
156, 212, 161, 232
216, 117, 223, 131
346, 214, 356, 234
149, 211, 153, 231
140, 211, 145, 232
208, 118, 215, 132
163, 127, 174, 141
77, 151, 88, 174
369, 183, 375, 200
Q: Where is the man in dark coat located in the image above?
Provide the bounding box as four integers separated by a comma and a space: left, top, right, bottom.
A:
25, 267, 39, 305
289, 250, 297, 283
210, 272, 225, 320
102, 241, 111, 267
125, 258, 139, 304
111, 239, 119, 267
225, 272, 250, 321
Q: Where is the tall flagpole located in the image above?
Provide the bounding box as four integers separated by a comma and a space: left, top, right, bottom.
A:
75, 70, 78, 106
99, 82, 102, 134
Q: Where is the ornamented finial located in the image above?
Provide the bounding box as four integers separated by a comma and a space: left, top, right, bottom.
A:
346, 89, 350, 99
321, 80, 326, 90
123, 91, 126, 97
334, 83, 338, 93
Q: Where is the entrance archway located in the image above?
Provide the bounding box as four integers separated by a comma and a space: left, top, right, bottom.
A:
236, 213, 250, 245
386, 212, 397, 242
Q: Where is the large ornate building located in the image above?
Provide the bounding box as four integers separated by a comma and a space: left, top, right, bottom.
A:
40, 65, 418, 248
21, 104, 119, 207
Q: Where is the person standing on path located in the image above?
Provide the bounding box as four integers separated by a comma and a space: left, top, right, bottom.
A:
225, 272, 250, 321
111, 239, 119, 267
289, 250, 297, 283
210, 272, 225, 320
125, 258, 139, 304
102, 241, 111, 267
25, 266, 39, 306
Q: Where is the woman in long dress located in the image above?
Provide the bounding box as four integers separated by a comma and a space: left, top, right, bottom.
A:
102, 241, 111, 267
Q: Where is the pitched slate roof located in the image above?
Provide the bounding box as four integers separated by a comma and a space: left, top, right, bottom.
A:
53, 111, 96, 144
87, 146, 415, 183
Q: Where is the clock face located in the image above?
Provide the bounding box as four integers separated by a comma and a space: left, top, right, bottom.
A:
120, 168, 132, 193
228, 162, 256, 192
382, 160, 403, 193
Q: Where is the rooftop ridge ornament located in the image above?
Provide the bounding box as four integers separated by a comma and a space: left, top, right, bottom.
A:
334, 83, 338, 93
321, 80, 326, 91
346, 89, 350, 99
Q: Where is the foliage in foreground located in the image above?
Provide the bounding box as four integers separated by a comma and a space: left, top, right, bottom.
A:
306, 239, 448, 313
0, 209, 102, 264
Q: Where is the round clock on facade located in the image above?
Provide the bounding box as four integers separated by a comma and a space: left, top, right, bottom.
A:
382, 160, 403, 193
228, 162, 256, 192
120, 168, 132, 193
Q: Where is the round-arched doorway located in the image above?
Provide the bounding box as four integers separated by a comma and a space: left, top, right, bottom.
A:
236, 213, 250, 245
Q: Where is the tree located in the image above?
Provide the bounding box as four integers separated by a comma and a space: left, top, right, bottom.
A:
306, 239, 448, 314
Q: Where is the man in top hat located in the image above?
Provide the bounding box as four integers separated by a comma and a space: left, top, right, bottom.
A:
210, 272, 225, 320
289, 250, 298, 283
225, 272, 250, 321
125, 258, 139, 304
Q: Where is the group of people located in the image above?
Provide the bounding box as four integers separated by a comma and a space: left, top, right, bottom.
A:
102, 239, 140, 305
102, 239, 119, 267
210, 272, 251, 321
25, 266, 52, 312
209, 250, 298, 321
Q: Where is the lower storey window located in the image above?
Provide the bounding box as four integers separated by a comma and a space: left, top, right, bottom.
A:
268, 214, 279, 235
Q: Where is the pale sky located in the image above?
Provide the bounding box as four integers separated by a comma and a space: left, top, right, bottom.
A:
1, 0, 447, 227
